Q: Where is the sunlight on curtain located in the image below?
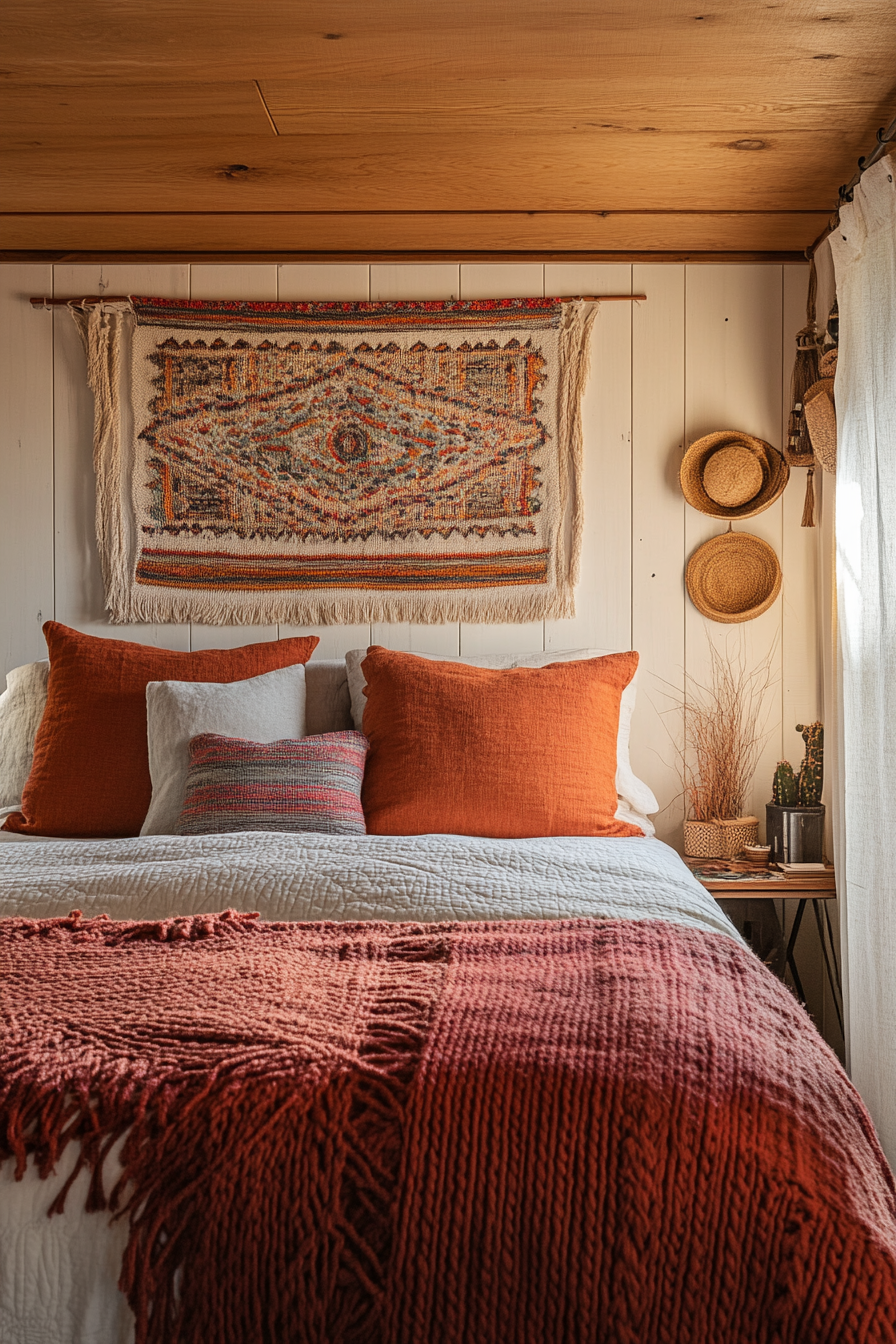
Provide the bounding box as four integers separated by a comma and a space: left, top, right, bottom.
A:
830, 158, 896, 1164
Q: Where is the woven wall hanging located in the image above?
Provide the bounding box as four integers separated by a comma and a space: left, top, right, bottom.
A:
71, 296, 596, 626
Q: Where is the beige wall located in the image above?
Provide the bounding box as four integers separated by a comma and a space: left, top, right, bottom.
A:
0, 259, 836, 1036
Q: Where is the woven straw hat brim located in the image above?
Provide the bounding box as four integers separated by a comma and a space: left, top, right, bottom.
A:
680, 430, 790, 520
818, 347, 838, 378
804, 379, 837, 473
686, 532, 782, 624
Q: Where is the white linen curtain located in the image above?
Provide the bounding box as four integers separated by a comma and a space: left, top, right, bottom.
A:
830, 158, 896, 1164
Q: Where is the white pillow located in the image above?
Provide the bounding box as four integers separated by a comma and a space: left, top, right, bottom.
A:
0, 661, 50, 809
141, 664, 307, 836
344, 647, 659, 833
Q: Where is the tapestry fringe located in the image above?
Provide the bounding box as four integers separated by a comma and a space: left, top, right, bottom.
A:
77, 300, 593, 627
71, 304, 133, 619
109, 586, 577, 627
558, 300, 597, 589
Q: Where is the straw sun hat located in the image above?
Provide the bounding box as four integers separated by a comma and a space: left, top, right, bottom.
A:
803, 380, 836, 473
679, 431, 790, 520
803, 346, 837, 475
686, 532, 782, 624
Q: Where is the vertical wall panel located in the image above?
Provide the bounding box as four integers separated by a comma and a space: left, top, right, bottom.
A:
0, 266, 54, 674
458, 263, 545, 655
370, 265, 459, 301
684, 266, 785, 828
52, 263, 191, 650
544, 263, 632, 655
188, 266, 279, 649
370, 264, 461, 655
189, 266, 277, 300
277, 265, 369, 301
277, 264, 372, 658
630, 266, 686, 846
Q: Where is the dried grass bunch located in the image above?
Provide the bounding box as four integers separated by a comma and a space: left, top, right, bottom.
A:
669, 641, 776, 822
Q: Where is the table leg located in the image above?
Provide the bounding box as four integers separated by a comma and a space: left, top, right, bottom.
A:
784, 898, 807, 1004
822, 899, 843, 996
812, 899, 844, 1036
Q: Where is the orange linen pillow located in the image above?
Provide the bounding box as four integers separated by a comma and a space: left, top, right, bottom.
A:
3, 623, 318, 839
360, 646, 642, 839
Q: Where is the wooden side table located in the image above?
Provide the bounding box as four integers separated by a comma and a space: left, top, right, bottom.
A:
686, 863, 842, 1034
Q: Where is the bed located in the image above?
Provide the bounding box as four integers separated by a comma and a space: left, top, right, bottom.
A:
2, 648, 896, 1343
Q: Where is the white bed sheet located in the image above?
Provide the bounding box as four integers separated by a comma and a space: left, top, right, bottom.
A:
0, 832, 736, 1344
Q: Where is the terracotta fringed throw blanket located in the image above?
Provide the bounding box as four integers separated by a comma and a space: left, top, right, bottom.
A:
2, 912, 896, 1343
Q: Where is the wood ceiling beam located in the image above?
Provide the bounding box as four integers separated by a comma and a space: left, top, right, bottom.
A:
0, 210, 830, 254
3, 82, 891, 143
0, 83, 273, 140
3, 250, 809, 265
0, 133, 865, 213
259, 91, 892, 138
2, 1, 892, 83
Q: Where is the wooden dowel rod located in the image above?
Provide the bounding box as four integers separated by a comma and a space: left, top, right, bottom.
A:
30, 296, 131, 307
30, 293, 647, 308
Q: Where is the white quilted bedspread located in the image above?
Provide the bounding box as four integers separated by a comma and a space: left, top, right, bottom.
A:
0, 831, 734, 934
0, 833, 736, 1344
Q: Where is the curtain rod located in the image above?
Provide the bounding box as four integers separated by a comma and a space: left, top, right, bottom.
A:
807, 109, 896, 257
29, 293, 647, 308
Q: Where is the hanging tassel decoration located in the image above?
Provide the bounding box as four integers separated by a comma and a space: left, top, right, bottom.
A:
787, 325, 820, 465
785, 254, 821, 525
801, 465, 816, 528
786, 256, 820, 467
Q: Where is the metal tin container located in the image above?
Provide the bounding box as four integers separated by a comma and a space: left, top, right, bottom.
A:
765, 804, 826, 865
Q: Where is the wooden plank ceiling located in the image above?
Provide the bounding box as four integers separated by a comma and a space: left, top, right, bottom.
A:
2, 0, 894, 260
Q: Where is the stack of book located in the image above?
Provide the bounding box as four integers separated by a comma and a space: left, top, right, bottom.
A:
774, 862, 830, 877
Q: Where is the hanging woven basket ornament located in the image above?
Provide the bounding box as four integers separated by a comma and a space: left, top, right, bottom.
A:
685, 530, 782, 624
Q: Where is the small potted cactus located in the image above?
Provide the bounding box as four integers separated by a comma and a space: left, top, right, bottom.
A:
766, 722, 825, 864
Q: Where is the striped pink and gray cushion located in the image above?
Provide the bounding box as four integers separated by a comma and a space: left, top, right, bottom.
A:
175, 731, 369, 836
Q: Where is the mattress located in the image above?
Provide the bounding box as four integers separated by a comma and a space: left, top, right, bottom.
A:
0, 833, 733, 1344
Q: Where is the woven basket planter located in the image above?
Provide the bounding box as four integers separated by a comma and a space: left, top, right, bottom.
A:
716, 816, 759, 859
683, 820, 723, 859
683, 816, 759, 859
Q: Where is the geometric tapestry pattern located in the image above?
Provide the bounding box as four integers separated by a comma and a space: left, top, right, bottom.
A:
83, 297, 594, 624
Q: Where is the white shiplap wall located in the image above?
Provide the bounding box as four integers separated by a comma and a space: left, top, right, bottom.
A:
0, 260, 822, 838
0, 259, 837, 1038
3, 262, 837, 1035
